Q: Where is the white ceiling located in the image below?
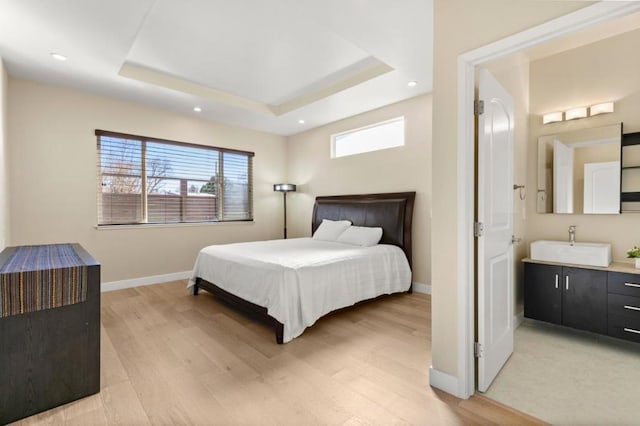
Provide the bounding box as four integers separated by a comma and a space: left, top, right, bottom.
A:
0, 0, 433, 136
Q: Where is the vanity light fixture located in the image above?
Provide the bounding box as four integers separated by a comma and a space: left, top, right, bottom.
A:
565, 107, 588, 121
193, 106, 202, 112
298, 119, 305, 124
543, 101, 615, 125
542, 112, 563, 124
407, 81, 418, 87
589, 102, 614, 116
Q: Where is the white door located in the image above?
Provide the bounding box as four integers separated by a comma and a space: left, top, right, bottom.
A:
584, 161, 620, 214
553, 140, 574, 213
477, 69, 514, 392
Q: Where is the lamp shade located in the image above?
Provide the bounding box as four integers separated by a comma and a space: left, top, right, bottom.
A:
273, 183, 296, 192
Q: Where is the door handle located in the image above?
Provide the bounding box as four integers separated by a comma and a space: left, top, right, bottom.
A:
565, 276, 569, 291
511, 235, 522, 244
555, 274, 559, 289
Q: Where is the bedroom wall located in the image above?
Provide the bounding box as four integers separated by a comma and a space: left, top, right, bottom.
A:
527, 27, 640, 263
7, 78, 287, 283
431, 0, 592, 386
285, 94, 432, 288
0, 59, 9, 251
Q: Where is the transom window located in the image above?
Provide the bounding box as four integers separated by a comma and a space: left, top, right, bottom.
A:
96, 130, 253, 226
331, 116, 405, 158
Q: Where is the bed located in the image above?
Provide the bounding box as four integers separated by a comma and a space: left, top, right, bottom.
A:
188, 191, 416, 343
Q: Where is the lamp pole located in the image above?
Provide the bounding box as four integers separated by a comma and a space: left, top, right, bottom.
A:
283, 191, 288, 239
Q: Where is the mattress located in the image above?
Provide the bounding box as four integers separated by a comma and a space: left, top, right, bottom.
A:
188, 237, 411, 342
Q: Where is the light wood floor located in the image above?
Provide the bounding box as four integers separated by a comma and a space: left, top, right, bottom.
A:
13, 281, 544, 425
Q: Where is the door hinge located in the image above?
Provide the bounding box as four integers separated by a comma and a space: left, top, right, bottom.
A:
474, 100, 484, 116
474, 342, 483, 358
474, 221, 484, 238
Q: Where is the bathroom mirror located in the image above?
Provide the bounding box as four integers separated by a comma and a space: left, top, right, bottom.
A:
537, 123, 622, 214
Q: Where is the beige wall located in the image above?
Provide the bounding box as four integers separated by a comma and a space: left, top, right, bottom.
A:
527, 27, 640, 262
0, 59, 8, 250
8, 79, 287, 282
286, 95, 432, 286
485, 52, 530, 316
431, 0, 591, 378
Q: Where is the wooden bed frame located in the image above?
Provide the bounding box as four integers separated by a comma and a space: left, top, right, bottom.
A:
193, 191, 416, 344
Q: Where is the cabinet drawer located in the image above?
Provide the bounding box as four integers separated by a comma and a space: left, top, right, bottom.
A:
608, 293, 640, 318
608, 272, 640, 297
608, 312, 640, 344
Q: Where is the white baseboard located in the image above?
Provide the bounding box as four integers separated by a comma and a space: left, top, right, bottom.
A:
513, 311, 524, 328
428, 315, 524, 398
101, 270, 191, 292
412, 282, 431, 294
429, 366, 463, 397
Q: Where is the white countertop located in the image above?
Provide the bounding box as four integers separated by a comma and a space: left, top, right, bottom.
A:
522, 258, 640, 275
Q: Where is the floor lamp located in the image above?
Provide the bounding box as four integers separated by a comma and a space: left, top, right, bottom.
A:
273, 183, 296, 239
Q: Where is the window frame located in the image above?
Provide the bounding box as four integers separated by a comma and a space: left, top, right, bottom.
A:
95, 129, 254, 227
330, 116, 405, 159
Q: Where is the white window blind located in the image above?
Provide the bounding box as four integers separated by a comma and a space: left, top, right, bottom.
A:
96, 130, 253, 226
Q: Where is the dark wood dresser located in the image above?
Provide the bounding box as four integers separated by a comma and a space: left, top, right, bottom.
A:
0, 243, 100, 424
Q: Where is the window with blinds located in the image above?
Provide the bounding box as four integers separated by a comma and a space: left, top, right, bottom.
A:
96, 130, 254, 226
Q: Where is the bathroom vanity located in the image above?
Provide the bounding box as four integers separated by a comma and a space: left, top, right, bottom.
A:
524, 259, 640, 344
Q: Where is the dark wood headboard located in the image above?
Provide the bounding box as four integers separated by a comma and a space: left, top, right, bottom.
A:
311, 192, 416, 268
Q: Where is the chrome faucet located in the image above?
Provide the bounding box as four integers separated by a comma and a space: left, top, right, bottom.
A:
568, 225, 576, 246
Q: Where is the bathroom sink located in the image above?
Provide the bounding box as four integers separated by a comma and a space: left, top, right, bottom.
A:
530, 240, 612, 267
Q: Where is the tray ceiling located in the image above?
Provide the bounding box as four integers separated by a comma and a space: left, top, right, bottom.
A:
0, 0, 433, 135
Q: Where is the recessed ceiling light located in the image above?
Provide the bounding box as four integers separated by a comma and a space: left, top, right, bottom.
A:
193, 106, 202, 112
298, 119, 305, 124
407, 81, 418, 87
50, 52, 67, 61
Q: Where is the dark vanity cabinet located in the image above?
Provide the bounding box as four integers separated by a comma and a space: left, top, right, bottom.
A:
524, 263, 562, 324
562, 267, 608, 334
607, 272, 640, 343
524, 263, 607, 334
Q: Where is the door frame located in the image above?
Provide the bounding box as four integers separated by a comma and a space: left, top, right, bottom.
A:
455, 1, 640, 398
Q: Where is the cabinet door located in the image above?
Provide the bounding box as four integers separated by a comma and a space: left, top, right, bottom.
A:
562, 267, 607, 334
524, 263, 562, 324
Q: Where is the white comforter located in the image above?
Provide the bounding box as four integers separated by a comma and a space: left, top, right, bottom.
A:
187, 238, 411, 342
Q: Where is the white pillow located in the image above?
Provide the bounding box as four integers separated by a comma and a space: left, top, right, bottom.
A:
336, 226, 383, 247
312, 219, 352, 241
